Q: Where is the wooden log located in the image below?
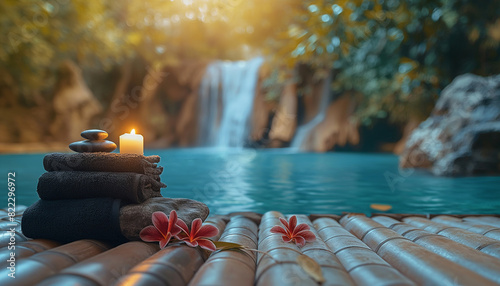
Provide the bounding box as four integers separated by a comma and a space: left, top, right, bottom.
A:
463, 216, 500, 228
340, 214, 497, 286
117, 246, 204, 286
292, 215, 357, 286
190, 215, 258, 286
0, 220, 27, 248
0, 205, 27, 214
228, 212, 262, 225
314, 218, 414, 286
0, 239, 60, 269
0, 239, 110, 285
5, 211, 500, 285
115, 216, 227, 286
256, 211, 319, 286
200, 215, 227, 242
432, 215, 500, 241
308, 214, 341, 222
38, 241, 158, 286
0, 206, 26, 222
0, 220, 21, 231
403, 216, 500, 259
374, 216, 500, 284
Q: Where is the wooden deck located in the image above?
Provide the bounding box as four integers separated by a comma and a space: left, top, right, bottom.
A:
2, 207, 500, 285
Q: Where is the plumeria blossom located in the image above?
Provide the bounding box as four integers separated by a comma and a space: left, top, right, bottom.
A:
176, 218, 219, 251
139, 210, 181, 249
270, 215, 316, 247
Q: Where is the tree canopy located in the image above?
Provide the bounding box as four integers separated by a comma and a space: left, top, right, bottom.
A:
0, 0, 125, 95
1, 0, 500, 124
279, 0, 500, 123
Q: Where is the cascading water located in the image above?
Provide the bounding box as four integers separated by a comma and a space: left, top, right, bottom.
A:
198, 57, 264, 148
290, 73, 332, 150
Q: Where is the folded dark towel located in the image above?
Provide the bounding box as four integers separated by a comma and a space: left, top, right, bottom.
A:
37, 171, 165, 203
43, 153, 163, 176
120, 197, 210, 240
21, 197, 210, 243
21, 198, 127, 243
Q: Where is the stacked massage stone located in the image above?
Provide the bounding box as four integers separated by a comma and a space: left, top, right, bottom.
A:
21, 129, 209, 243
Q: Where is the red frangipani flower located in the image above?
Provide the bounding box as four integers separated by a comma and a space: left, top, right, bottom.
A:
176, 218, 219, 251
140, 210, 181, 249
270, 215, 316, 247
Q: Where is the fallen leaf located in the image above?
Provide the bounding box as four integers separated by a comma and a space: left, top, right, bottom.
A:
213, 241, 247, 251
370, 204, 392, 211
296, 254, 325, 284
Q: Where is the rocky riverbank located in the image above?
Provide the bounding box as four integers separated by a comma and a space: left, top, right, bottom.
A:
1, 60, 390, 153
400, 74, 500, 176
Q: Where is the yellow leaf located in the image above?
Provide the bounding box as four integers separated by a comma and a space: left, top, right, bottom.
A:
127, 32, 142, 45
370, 204, 392, 211
296, 254, 325, 284
213, 241, 246, 251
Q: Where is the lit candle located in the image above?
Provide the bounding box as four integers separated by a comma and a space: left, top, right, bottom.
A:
120, 129, 144, 155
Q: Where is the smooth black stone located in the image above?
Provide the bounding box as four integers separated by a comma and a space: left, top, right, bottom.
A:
69, 140, 116, 153
81, 129, 108, 140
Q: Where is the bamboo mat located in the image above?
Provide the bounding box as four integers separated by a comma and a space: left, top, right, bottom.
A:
1, 207, 500, 285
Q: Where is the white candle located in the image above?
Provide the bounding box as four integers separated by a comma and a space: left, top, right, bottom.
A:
120, 129, 144, 155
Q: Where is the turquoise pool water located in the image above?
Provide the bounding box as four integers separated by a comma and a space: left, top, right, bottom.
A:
1, 149, 499, 215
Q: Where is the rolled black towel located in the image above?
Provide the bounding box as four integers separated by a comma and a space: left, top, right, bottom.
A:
43, 152, 163, 176
119, 197, 210, 240
22, 197, 210, 243
37, 171, 165, 203
21, 198, 127, 243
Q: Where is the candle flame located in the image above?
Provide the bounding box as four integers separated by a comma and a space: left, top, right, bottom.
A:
131, 129, 136, 135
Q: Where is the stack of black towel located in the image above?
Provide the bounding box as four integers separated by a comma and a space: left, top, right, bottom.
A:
39, 153, 165, 203
21, 152, 167, 243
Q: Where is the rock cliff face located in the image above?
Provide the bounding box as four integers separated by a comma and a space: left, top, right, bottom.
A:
305, 94, 359, 152
268, 83, 297, 145
0, 71, 48, 145
400, 74, 500, 176
1, 59, 412, 153
50, 61, 102, 142
106, 60, 207, 149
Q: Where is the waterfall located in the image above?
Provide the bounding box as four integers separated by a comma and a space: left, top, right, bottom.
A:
198, 57, 264, 148
290, 73, 331, 150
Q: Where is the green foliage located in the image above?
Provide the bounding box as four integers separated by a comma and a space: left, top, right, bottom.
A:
279, 0, 500, 123
2, 0, 499, 127
122, 0, 295, 67
0, 0, 295, 96
0, 0, 126, 95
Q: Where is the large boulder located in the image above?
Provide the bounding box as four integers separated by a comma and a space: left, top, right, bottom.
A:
400, 73, 500, 176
